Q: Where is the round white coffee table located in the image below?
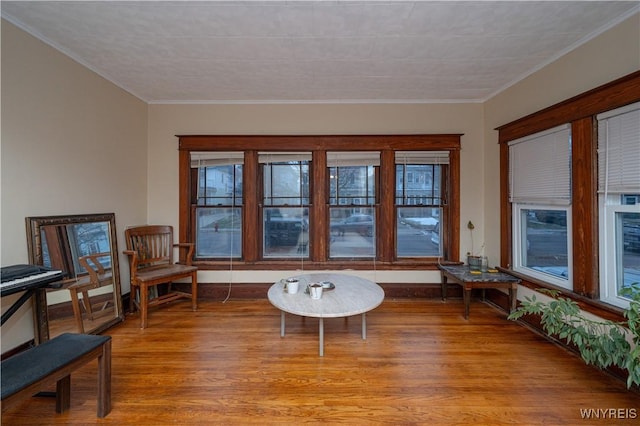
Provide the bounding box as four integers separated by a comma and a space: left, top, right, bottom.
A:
267, 273, 385, 356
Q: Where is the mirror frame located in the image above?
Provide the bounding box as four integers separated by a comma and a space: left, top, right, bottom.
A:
26, 212, 124, 341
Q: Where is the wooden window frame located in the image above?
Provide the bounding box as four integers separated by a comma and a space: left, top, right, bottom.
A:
497, 70, 640, 318
178, 135, 461, 272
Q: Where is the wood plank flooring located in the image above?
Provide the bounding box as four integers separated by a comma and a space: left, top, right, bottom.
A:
2, 298, 638, 425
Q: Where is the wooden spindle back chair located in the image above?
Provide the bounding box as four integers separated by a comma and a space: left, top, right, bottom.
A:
123, 225, 198, 328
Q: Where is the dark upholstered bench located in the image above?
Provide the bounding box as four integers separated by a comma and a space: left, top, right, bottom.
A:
1, 333, 112, 417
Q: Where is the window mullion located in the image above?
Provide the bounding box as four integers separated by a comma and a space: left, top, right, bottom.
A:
243, 150, 259, 262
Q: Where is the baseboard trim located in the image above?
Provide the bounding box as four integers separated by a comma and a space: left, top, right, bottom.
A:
169, 282, 461, 300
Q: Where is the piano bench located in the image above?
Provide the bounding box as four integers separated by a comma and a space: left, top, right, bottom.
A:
1, 333, 112, 418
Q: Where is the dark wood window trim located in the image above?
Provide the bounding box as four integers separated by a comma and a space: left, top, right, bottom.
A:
497, 70, 640, 318
178, 134, 461, 271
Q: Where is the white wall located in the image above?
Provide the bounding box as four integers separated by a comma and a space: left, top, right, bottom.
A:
1, 21, 148, 352
147, 102, 485, 284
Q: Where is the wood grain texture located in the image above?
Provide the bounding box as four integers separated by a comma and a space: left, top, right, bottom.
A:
496, 71, 640, 143
2, 299, 637, 425
570, 117, 599, 297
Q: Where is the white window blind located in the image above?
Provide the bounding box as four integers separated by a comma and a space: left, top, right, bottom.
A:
258, 152, 312, 163
508, 124, 572, 205
191, 151, 244, 167
395, 151, 449, 165
597, 102, 640, 194
327, 151, 380, 167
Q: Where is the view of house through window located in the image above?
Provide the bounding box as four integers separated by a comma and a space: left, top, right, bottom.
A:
193, 152, 243, 258
328, 152, 378, 258
261, 153, 310, 258
395, 152, 446, 257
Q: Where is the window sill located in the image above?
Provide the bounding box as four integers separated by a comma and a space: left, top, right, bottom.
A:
497, 267, 626, 322
193, 259, 453, 271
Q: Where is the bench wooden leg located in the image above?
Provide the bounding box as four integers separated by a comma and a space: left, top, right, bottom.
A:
55, 375, 71, 413
97, 339, 112, 418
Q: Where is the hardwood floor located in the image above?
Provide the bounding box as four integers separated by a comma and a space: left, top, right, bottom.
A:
2, 298, 638, 425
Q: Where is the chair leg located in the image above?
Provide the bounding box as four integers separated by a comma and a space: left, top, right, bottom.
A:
139, 284, 149, 329
191, 271, 198, 311
82, 290, 95, 320
129, 284, 136, 313
69, 288, 85, 333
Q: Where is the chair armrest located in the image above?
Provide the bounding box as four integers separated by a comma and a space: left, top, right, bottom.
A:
123, 250, 139, 280
174, 243, 195, 266
79, 252, 110, 283
67, 276, 100, 292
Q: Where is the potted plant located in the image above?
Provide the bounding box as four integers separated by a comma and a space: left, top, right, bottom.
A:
508, 284, 640, 389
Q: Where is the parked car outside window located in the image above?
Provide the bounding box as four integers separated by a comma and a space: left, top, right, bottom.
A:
330, 214, 374, 237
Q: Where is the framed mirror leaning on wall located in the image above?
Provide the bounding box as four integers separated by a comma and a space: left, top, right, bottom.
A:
26, 213, 124, 341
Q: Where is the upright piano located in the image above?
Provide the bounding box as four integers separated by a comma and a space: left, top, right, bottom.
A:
1, 264, 65, 327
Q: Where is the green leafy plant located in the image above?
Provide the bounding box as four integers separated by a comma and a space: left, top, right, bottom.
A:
508, 284, 640, 389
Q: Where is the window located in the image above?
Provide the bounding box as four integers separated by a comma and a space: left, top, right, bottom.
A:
598, 103, 640, 308
513, 206, 571, 285
395, 151, 447, 257
498, 71, 639, 312
179, 135, 461, 269
508, 125, 573, 289
192, 152, 243, 259
261, 152, 311, 259
328, 152, 378, 258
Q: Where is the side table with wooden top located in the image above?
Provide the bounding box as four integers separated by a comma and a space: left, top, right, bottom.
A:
437, 264, 521, 319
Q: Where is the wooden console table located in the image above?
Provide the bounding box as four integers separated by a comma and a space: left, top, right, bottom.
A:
437, 264, 521, 319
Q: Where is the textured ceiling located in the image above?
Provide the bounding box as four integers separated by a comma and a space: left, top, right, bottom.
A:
2, 1, 638, 103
